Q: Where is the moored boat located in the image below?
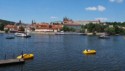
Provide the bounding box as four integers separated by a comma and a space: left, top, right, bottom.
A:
6, 36, 15, 39
98, 35, 109, 39
83, 49, 96, 54
15, 32, 31, 38
17, 54, 34, 60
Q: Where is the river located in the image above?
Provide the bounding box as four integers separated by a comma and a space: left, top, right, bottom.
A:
0, 34, 125, 71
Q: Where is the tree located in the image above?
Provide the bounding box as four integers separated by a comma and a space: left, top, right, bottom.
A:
18, 26, 25, 32
4, 29, 9, 33
84, 23, 108, 33
0, 23, 5, 31
85, 23, 96, 33
62, 26, 76, 32
69, 27, 75, 32
80, 25, 85, 33
105, 27, 116, 35
62, 26, 70, 32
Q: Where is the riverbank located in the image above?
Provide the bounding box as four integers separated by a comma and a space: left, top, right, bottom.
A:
30, 31, 86, 35
86, 33, 106, 36
1, 31, 123, 36
30, 32, 55, 35
0, 31, 4, 34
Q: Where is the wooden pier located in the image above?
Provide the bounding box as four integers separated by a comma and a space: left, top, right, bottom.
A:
0, 59, 25, 65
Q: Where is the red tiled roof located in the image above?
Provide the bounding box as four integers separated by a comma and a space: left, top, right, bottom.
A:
32, 23, 63, 30
52, 25, 63, 30
31, 23, 63, 29
33, 24, 50, 29
4, 25, 17, 29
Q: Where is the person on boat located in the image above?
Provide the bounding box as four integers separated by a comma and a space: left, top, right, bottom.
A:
88, 49, 90, 51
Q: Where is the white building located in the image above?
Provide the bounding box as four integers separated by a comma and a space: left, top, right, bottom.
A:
74, 20, 101, 25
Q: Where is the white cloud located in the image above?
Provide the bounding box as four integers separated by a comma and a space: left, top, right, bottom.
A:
109, 0, 123, 3
85, 5, 106, 12
98, 5, 106, 12
85, 7, 97, 11
50, 16, 58, 19
95, 18, 108, 21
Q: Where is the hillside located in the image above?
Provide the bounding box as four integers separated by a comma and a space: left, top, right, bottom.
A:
0, 19, 15, 30
0, 19, 15, 25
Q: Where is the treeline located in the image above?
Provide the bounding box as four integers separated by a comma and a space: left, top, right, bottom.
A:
0, 19, 15, 30
62, 22, 125, 35
82, 22, 125, 35
61, 26, 76, 32
106, 22, 125, 26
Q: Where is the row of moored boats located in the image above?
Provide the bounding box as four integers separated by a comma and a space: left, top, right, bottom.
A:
6, 32, 31, 39
16, 49, 96, 60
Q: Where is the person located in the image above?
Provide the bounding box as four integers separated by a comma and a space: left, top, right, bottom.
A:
88, 49, 90, 51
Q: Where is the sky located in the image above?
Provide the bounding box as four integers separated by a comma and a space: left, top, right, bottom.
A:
0, 0, 125, 23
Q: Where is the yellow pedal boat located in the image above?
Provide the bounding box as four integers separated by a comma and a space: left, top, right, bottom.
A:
17, 54, 34, 60
83, 49, 96, 54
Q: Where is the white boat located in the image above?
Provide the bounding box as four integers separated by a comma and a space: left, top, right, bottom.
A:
98, 34, 109, 39
15, 32, 31, 38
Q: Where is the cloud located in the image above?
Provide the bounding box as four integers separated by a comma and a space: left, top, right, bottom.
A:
98, 5, 106, 12
109, 0, 123, 3
95, 18, 108, 21
85, 7, 97, 11
50, 16, 58, 19
85, 5, 106, 12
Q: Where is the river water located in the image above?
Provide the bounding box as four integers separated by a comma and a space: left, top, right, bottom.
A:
0, 34, 125, 71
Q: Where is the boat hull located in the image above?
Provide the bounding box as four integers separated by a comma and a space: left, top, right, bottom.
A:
6, 37, 15, 39
15, 33, 31, 38
98, 36, 109, 39
83, 50, 96, 54
17, 54, 34, 60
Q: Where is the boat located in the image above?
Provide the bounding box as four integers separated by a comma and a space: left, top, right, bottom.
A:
17, 54, 34, 60
6, 36, 15, 39
15, 32, 31, 38
83, 49, 96, 54
98, 34, 109, 39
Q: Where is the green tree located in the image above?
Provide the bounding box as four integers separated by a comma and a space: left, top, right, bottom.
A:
85, 23, 95, 32
4, 29, 9, 33
62, 26, 70, 32
69, 27, 75, 32
80, 25, 85, 33
105, 27, 116, 35
62, 26, 76, 32
0, 23, 5, 31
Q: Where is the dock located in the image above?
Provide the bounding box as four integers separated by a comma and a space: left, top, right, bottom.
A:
0, 59, 25, 65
